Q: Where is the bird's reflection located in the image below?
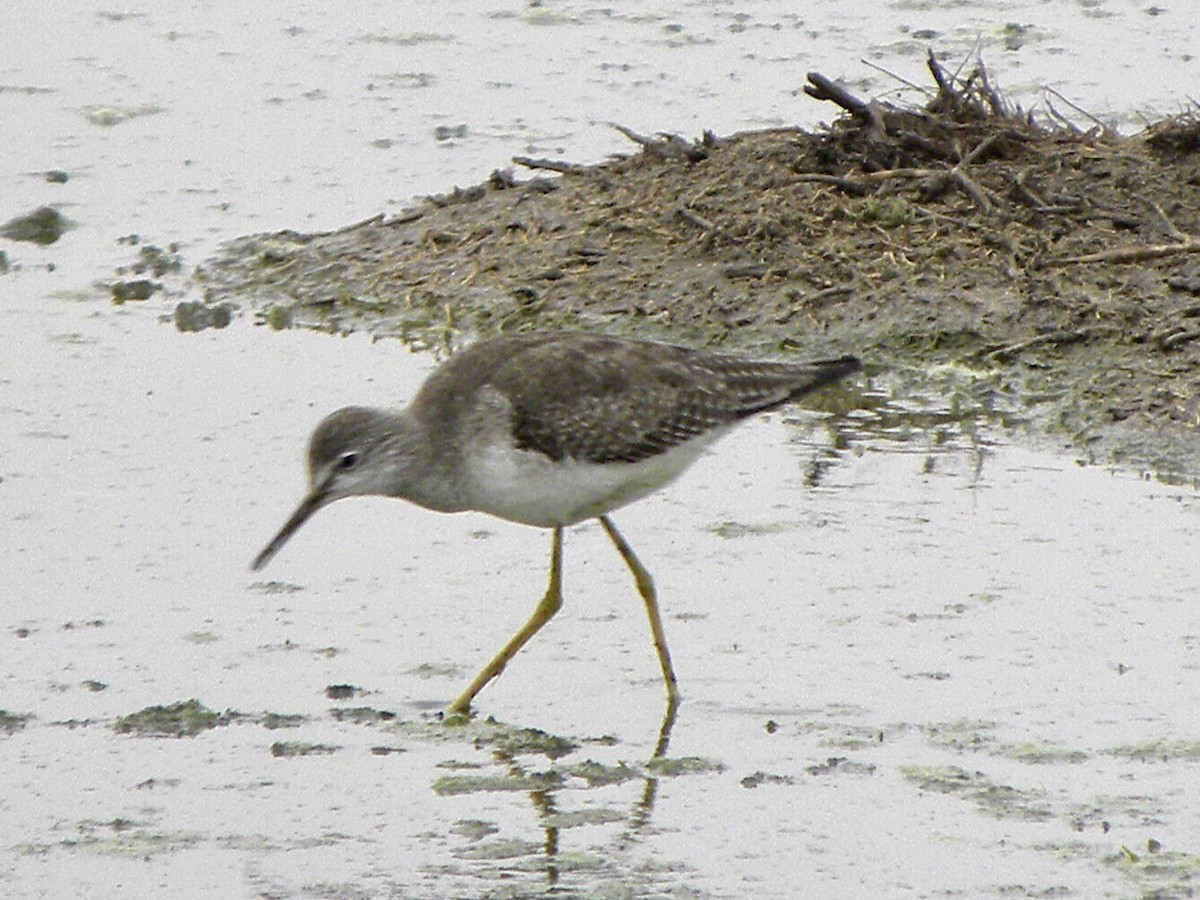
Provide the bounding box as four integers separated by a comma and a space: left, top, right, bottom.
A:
461, 697, 680, 890
626, 696, 678, 836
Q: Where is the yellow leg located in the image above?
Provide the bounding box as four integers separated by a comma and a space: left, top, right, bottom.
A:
599, 515, 680, 704
448, 527, 564, 714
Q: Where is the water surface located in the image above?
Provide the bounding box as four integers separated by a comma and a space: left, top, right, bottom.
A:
3, 2, 1199, 897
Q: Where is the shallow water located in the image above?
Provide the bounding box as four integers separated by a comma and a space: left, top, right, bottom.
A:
4, 2, 1200, 898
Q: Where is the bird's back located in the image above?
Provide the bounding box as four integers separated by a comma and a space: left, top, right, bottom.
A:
412, 332, 858, 466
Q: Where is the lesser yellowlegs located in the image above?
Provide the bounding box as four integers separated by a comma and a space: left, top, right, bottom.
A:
252, 331, 860, 713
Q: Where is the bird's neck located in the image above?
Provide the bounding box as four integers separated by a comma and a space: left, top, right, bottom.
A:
380, 409, 470, 514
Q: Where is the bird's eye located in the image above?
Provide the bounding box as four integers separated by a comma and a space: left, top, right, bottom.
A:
338, 451, 360, 471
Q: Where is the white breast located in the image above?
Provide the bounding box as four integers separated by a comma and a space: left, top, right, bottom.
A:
462, 429, 728, 527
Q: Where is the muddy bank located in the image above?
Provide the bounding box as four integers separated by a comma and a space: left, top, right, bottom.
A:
192, 55, 1200, 478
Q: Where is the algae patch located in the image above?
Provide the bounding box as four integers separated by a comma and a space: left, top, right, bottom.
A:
705, 519, 792, 539
432, 770, 566, 797
0, 709, 33, 735
270, 740, 340, 758
261, 712, 308, 730
901, 764, 1053, 822
404, 715, 580, 759
1104, 738, 1200, 762
329, 706, 397, 726
1, 206, 71, 245
17, 816, 202, 859
562, 759, 642, 788
113, 699, 228, 737
645, 755, 725, 777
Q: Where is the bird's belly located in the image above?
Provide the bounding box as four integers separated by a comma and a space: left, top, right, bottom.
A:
464, 435, 723, 528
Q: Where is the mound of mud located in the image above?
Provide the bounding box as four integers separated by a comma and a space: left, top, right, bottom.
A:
196, 53, 1200, 477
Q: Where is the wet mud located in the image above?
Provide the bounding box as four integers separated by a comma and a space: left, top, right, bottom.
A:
7, 28, 1200, 897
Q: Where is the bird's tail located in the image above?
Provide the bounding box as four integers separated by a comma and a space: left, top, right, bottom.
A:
716, 354, 861, 417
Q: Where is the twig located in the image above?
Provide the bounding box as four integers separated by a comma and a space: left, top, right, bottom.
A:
386, 208, 426, 226
803, 71, 870, 118
512, 156, 586, 174
973, 57, 1008, 118
610, 122, 659, 148
1043, 87, 1113, 136
1158, 328, 1200, 351
796, 167, 934, 188
723, 262, 767, 279
947, 44, 978, 84
796, 163, 996, 212
798, 284, 855, 306
790, 173, 871, 195
676, 207, 716, 231
860, 59, 929, 97
950, 168, 994, 213
959, 133, 1005, 167
804, 73, 887, 138
334, 212, 385, 234
609, 123, 706, 161
1012, 169, 1046, 206
1136, 194, 1189, 243
983, 326, 1115, 362
1043, 98, 1083, 133
927, 51, 955, 100
1041, 239, 1200, 268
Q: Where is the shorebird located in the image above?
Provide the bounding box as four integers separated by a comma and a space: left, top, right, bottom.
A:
252, 331, 859, 713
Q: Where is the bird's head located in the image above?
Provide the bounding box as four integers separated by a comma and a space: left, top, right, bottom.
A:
252, 406, 401, 571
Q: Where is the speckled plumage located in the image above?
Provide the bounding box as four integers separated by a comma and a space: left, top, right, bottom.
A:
253, 331, 861, 714
410, 331, 859, 464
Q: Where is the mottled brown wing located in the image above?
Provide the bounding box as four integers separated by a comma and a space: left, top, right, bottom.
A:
487, 334, 857, 464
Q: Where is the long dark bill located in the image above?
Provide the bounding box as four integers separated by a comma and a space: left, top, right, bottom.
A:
251, 489, 329, 572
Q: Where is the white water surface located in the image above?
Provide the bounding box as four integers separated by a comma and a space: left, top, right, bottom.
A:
3, 2, 1200, 898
